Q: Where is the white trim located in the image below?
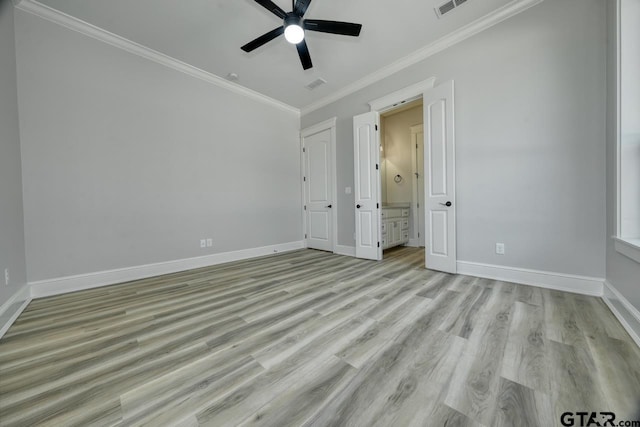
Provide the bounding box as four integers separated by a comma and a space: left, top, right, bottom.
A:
0, 284, 32, 339
369, 79, 435, 113
301, 117, 337, 138
14, 0, 300, 116
334, 245, 356, 257
616, 0, 622, 237
614, 0, 640, 247
301, 0, 544, 115
14, 0, 542, 117
603, 280, 640, 348
448, 81, 457, 274
456, 261, 604, 296
301, 118, 338, 254
613, 236, 640, 264
300, 132, 307, 247
30, 241, 304, 298
407, 239, 420, 248
410, 124, 424, 247
608, 4, 640, 348
370, 82, 456, 268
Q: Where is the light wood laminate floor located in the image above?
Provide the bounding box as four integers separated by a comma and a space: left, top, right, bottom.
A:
1, 248, 639, 426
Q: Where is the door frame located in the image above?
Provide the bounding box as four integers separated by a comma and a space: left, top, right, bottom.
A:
366, 77, 456, 272
410, 124, 424, 248
301, 117, 338, 253
369, 77, 436, 113
368, 78, 436, 256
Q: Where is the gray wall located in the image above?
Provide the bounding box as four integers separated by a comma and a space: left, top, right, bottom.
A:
15, 10, 302, 282
302, 0, 607, 279
0, 0, 28, 311
606, 0, 640, 314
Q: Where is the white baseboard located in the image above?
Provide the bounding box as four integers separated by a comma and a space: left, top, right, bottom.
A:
334, 245, 356, 257
603, 280, 640, 348
0, 284, 32, 339
407, 239, 421, 248
456, 261, 604, 296
30, 241, 305, 298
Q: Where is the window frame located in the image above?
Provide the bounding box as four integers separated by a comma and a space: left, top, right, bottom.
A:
614, 0, 640, 263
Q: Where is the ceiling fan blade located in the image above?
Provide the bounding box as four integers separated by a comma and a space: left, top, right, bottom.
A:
254, 0, 287, 19
303, 20, 362, 37
241, 26, 284, 52
296, 39, 313, 70
294, 0, 312, 16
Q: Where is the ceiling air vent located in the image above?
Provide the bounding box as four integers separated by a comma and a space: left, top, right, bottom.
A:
435, 0, 469, 18
305, 78, 327, 91
437, 0, 456, 16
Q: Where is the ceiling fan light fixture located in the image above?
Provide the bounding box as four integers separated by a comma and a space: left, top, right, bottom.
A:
241, 1, 363, 70
284, 15, 304, 44
284, 24, 304, 44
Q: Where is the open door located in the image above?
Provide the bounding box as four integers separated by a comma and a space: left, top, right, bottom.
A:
424, 81, 456, 273
353, 112, 382, 260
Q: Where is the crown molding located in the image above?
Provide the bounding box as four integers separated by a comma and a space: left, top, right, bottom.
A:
14, 0, 543, 118
300, 0, 544, 116
14, 0, 300, 116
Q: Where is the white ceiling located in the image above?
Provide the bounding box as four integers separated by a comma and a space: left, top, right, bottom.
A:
34, 0, 515, 109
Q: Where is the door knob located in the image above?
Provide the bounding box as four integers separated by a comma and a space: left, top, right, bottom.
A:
326, 204, 332, 208
439, 201, 452, 207
356, 204, 361, 209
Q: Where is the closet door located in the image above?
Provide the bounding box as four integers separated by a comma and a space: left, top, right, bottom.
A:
303, 129, 333, 252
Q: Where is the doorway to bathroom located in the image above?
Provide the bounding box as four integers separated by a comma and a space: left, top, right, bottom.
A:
353, 79, 457, 273
379, 100, 425, 257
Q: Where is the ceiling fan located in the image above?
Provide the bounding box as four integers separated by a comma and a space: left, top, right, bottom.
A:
241, 0, 362, 70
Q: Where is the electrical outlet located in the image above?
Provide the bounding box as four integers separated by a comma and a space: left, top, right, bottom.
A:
496, 243, 505, 255
4, 268, 9, 286
200, 239, 206, 248
206, 238, 213, 247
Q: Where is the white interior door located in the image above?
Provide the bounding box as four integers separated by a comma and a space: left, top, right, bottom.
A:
353, 112, 382, 260
411, 125, 425, 247
304, 128, 333, 252
424, 81, 456, 273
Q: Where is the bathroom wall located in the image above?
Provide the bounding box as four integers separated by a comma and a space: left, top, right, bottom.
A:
381, 104, 424, 205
